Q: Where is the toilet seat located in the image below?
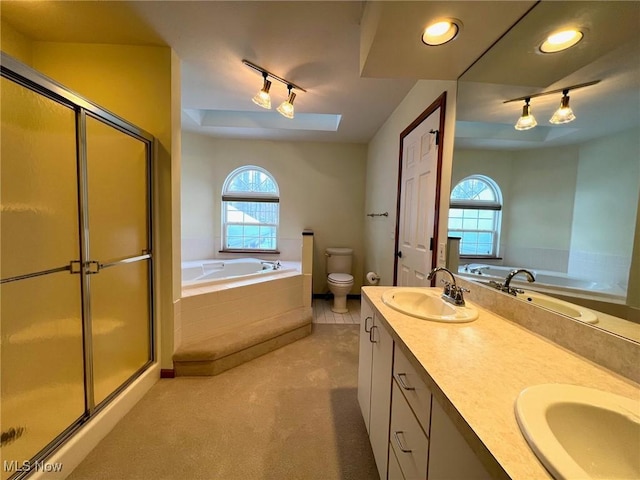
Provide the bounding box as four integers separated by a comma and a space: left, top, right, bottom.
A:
328, 273, 353, 284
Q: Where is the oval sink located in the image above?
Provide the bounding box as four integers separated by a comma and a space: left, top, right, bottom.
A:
515, 384, 640, 480
517, 291, 598, 324
381, 288, 478, 323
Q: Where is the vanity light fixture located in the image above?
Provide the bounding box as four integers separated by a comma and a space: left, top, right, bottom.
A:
422, 19, 461, 46
549, 90, 576, 124
252, 72, 272, 109
277, 86, 296, 119
243, 59, 306, 119
514, 98, 537, 131
540, 29, 583, 53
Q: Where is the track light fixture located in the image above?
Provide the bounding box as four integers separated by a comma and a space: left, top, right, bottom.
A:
243, 59, 306, 119
549, 90, 575, 124
504, 80, 600, 130
514, 98, 537, 131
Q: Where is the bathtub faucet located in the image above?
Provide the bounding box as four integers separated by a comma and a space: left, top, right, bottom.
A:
470, 265, 490, 275
261, 260, 281, 270
492, 268, 535, 296
427, 266, 469, 306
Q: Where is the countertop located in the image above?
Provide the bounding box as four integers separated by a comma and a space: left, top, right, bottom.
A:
362, 286, 640, 480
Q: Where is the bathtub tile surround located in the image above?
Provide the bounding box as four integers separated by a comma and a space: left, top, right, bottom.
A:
569, 249, 632, 288
180, 272, 303, 344
456, 276, 640, 383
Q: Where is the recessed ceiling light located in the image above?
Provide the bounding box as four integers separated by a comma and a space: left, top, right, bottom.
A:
422, 19, 461, 46
540, 29, 583, 53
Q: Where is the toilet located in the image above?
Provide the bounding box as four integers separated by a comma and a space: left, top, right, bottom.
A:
326, 247, 354, 313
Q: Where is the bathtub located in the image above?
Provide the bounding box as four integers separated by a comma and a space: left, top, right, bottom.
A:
178, 257, 306, 348
458, 263, 626, 301
182, 258, 295, 287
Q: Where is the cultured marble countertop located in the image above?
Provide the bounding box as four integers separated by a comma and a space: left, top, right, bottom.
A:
362, 286, 640, 480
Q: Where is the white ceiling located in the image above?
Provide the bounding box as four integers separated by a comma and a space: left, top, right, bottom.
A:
1, 0, 532, 143
1, 1, 637, 146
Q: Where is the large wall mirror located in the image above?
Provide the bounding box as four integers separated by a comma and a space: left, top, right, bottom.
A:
452, 1, 639, 343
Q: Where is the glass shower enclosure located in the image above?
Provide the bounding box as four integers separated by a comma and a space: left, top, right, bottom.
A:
0, 53, 154, 480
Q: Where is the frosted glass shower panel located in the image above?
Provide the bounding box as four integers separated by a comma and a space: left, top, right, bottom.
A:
0, 274, 85, 479
0, 77, 79, 279
91, 260, 151, 405
86, 116, 149, 262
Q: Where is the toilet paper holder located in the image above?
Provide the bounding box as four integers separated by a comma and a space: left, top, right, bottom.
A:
366, 272, 381, 284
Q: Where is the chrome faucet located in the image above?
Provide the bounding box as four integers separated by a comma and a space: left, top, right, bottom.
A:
427, 266, 469, 306
490, 268, 535, 296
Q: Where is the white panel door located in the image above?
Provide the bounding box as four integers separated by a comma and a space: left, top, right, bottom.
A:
396, 108, 440, 286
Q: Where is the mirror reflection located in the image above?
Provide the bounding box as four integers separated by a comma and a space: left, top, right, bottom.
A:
452, 1, 640, 342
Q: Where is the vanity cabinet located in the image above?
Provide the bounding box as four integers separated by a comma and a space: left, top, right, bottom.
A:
428, 399, 491, 480
357, 296, 394, 479
390, 345, 431, 480
359, 291, 493, 480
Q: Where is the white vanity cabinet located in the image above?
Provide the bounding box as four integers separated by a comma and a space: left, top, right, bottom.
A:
357, 295, 394, 480
390, 344, 431, 480
428, 399, 492, 480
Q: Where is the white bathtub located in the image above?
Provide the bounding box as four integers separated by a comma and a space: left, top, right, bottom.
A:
182, 258, 295, 287
458, 263, 626, 300
179, 258, 304, 347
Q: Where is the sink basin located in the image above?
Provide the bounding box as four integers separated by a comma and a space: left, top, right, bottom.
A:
515, 384, 640, 479
381, 288, 478, 323
517, 291, 598, 324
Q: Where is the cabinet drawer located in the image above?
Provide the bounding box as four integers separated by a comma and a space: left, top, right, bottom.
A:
393, 344, 432, 433
390, 381, 428, 480
388, 442, 405, 480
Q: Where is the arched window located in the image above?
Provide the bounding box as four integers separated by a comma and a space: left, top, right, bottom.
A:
222, 166, 279, 251
448, 175, 502, 257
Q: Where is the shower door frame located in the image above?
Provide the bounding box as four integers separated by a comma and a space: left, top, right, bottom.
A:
1, 52, 156, 477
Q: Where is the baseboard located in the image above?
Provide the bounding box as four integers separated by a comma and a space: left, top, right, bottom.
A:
312, 293, 361, 300
160, 369, 175, 378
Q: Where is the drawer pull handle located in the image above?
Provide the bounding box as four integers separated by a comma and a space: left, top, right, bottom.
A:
393, 431, 412, 453
396, 373, 415, 391
369, 325, 378, 343
364, 316, 373, 333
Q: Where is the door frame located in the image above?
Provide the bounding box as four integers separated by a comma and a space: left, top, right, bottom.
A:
393, 92, 447, 286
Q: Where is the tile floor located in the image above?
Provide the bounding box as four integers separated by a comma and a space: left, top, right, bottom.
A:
312, 296, 361, 324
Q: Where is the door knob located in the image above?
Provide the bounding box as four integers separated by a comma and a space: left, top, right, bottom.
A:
396, 251, 403, 258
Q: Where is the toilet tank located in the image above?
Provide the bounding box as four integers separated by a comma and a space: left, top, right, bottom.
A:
326, 247, 353, 274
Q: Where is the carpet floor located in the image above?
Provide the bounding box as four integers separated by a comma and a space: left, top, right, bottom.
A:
67, 324, 378, 480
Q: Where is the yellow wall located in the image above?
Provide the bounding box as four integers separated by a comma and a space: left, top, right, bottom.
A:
0, 18, 33, 63
1, 21, 179, 369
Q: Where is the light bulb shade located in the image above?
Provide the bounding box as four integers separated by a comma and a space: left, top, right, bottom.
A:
549, 94, 576, 124
515, 103, 537, 130
252, 79, 272, 109
277, 92, 296, 119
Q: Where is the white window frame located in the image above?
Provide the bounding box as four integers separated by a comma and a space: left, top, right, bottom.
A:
221, 165, 280, 252
448, 174, 503, 258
